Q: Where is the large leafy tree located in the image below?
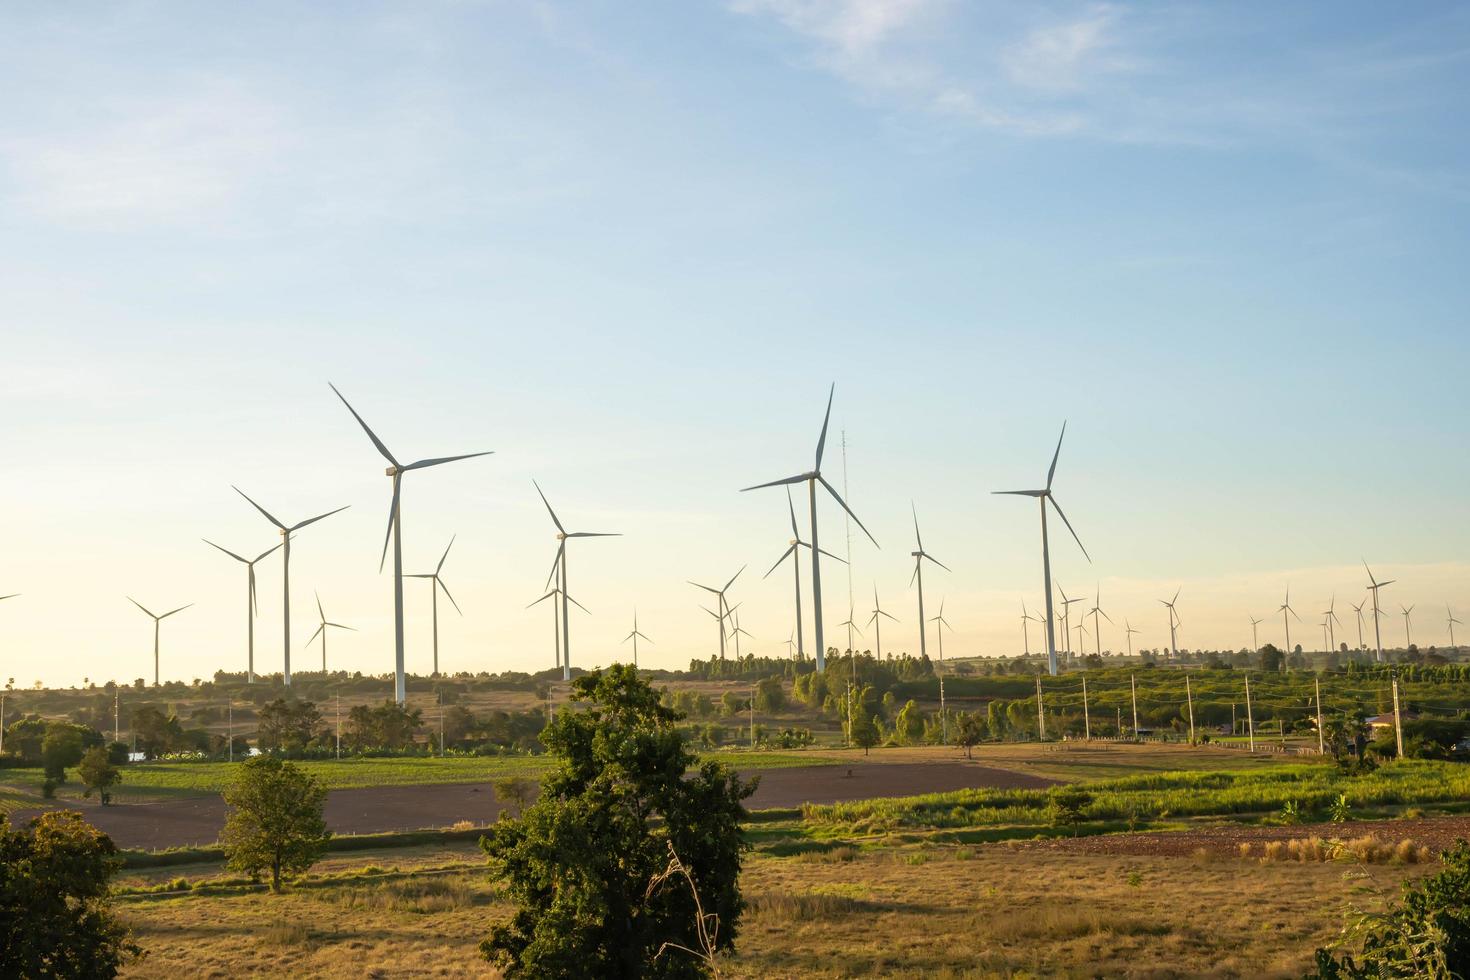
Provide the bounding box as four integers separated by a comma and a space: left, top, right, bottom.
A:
481, 664, 754, 978
254, 699, 324, 752
0, 810, 141, 977
219, 756, 331, 892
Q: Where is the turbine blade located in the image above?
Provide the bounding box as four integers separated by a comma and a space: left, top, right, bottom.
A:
291, 504, 349, 533
880, 610, 900, 622
567, 594, 592, 615
232, 486, 285, 530
786, 485, 800, 539
911, 502, 923, 551
527, 591, 556, 609
438, 578, 463, 615
924, 552, 952, 573
814, 545, 846, 564
249, 567, 258, 616
991, 489, 1046, 497
567, 531, 620, 538
329, 383, 399, 467
306, 624, 324, 646
253, 542, 283, 563
763, 544, 796, 580
437, 535, 456, 574
533, 481, 565, 533
404, 451, 493, 471
818, 475, 877, 547
544, 542, 565, 591
128, 597, 157, 619
688, 581, 720, 596
328, 623, 357, 631
741, 473, 810, 492
1046, 421, 1067, 491
202, 539, 248, 563
159, 604, 192, 619
724, 565, 746, 592
380, 475, 401, 573
1048, 496, 1090, 562
316, 591, 325, 621
814, 383, 834, 471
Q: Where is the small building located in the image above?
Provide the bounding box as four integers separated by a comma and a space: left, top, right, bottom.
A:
1365, 712, 1417, 732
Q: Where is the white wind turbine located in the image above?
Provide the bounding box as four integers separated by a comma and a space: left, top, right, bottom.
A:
622, 610, 653, 667
1124, 621, 1140, 659
1448, 605, 1462, 651
866, 585, 899, 660
127, 598, 192, 686
202, 539, 281, 683
762, 486, 844, 662
305, 591, 355, 673
1400, 604, 1415, 650
1350, 598, 1368, 653
1159, 588, 1181, 661
1056, 585, 1085, 666
908, 504, 950, 662
993, 422, 1090, 676
1020, 602, 1043, 659
1364, 562, 1395, 663
405, 536, 461, 677
689, 566, 745, 661
730, 606, 754, 659
742, 384, 877, 672
535, 482, 619, 681
329, 383, 492, 705
528, 586, 588, 675
838, 605, 863, 655
1088, 585, 1114, 658
1249, 615, 1264, 654
1322, 595, 1343, 655
1278, 587, 1302, 658
232, 487, 348, 688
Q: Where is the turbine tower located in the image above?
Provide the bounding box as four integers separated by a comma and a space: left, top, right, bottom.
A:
232, 487, 348, 687
329, 383, 492, 705
908, 504, 950, 662
622, 610, 653, 666
1159, 588, 1181, 661
741, 384, 877, 672
1364, 562, 1395, 663
993, 422, 1090, 676
405, 536, 461, 677
535, 482, 619, 681
866, 584, 899, 660
305, 591, 355, 672
127, 598, 191, 686
1278, 587, 1302, 658
1088, 585, 1114, 658
762, 486, 844, 661
202, 539, 281, 683
689, 567, 745, 660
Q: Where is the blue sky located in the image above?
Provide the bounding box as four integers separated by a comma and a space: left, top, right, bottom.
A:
3, 1, 1469, 687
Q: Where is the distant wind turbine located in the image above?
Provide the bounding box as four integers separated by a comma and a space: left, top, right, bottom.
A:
741, 384, 878, 672
993, 422, 1091, 676
1249, 615, 1264, 654
837, 605, 863, 654
731, 607, 754, 658
1057, 585, 1085, 666
1400, 604, 1415, 650
202, 539, 281, 683
1322, 595, 1343, 654
1021, 603, 1043, 659
305, 591, 355, 672
908, 504, 950, 662
1364, 562, 1395, 662
688, 567, 745, 661
329, 382, 492, 705
529, 586, 588, 674
128, 598, 191, 686
1278, 586, 1302, 657
1124, 621, 1140, 659
762, 486, 844, 662
1088, 585, 1114, 658
232, 487, 348, 688
930, 599, 953, 664
405, 536, 461, 677
866, 584, 899, 660
622, 610, 653, 667
1350, 598, 1368, 653
535, 481, 620, 680
782, 630, 797, 659
1448, 606, 1462, 650
1159, 589, 1181, 661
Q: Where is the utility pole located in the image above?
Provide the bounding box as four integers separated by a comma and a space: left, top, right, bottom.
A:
114, 690, 120, 745
1231, 701, 1237, 736
1185, 674, 1196, 744
939, 668, 947, 744
750, 685, 756, 750
438, 690, 445, 758
1082, 675, 1091, 741
228, 699, 234, 762
1315, 677, 1325, 755
1244, 674, 1256, 753
1115, 706, 1121, 738
1035, 674, 1045, 740
336, 691, 342, 760
1391, 673, 1404, 759
0, 694, 5, 753
1130, 673, 1139, 740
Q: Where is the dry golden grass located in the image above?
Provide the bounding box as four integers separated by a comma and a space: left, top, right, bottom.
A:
115, 835, 1430, 979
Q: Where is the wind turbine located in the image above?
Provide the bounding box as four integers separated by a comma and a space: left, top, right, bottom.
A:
535, 482, 620, 681
866, 584, 899, 660
1124, 621, 1140, 659
1073, 620, 1088, 656
405, 536, 461, 677
1400, 604, 1415, 650
1088, 585, 1114, 658
305, 591, 356, 673
1351, 598, 1368, 653
837, 605, 863, 655
1159, 588, 1181, 661
202, 539, 281, 683
329, 383, 492, 705
907, 503, 950, 663
930, 599, 953, 663
231, 487, 348, 688
622, 610, 653, 667
741, 384, 877, 672
782, 630, 797, 659
1278, 587, 1302, 658
1020, 603, 1043, 659
1322, 595, 1343, 655
762, 486, 844, 661
1057, 585, 1085, 666
993, 422, 1090, 676
529, 586, 589, 674
1448, 605, 1462, 651
1249, 615, 1264, 654
731, 607, 754, 659
127, 598, 191, 686
1364, 562, 1395, 662
688, 567, 745, 661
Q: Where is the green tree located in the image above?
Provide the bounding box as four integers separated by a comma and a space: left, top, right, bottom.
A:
220, 757, 331, 892
78, 746, 122, 805
851, 713, 881, 756
753, 676, 785, 713
892, 699, 925, 745
1309, 839, 1470, 978
255, 699, 323, 752
41, 726, 85, 783
480, 664, 754, 978
1046, 786, 1094, 836
953, 711, 985, 760
0, 811, 141, 977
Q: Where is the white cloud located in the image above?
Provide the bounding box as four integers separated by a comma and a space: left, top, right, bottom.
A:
1002, 4, 1132, 93
729, 0, 941, 55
